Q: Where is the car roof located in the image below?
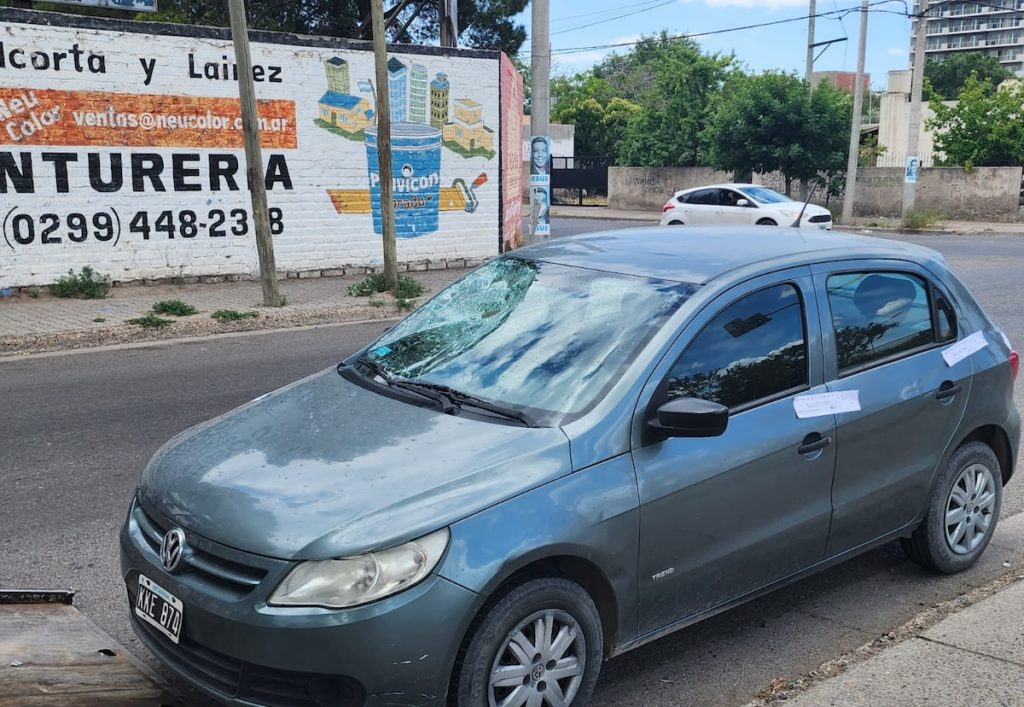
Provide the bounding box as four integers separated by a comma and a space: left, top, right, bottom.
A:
512, 227, 944, 285
677, 183, 763, 193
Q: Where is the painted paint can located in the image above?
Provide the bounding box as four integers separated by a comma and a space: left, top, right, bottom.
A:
365, 123, 442, 238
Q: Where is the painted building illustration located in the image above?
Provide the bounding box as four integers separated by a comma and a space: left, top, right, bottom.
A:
443, 98, 495, 157
388, 57, 408, 123
325, 56, 350, 94
430, 72, 450, 129
409, 64, 428, 124
317, 58, 374, 136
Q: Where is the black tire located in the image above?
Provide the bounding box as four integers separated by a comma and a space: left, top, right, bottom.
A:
452, 577, 603, 707
756, 218, 777, 226
668, 220, 684, 226
902, 441, 1003, 574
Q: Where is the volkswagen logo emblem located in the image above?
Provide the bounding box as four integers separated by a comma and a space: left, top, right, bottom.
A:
160, 528, 186, 572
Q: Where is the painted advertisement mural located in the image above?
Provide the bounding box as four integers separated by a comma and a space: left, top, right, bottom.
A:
0, 11, 502, 286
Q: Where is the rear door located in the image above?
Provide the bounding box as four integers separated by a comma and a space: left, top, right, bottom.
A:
633, 269, 837, 632
814, 260, 970, 556
681, 188, 721, 225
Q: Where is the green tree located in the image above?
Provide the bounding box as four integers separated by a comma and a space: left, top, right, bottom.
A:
924, 52, 1013, 100
553, 96, 641, 156
6, 0, 527, 55
703, 71, 850, 195
611, 34, 737, 167
928, 76, 1024, 169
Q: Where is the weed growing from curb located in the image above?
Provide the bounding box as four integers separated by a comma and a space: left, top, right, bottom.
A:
49, 266, 111, 299
152, 299, 198, 316
348, 274, 424, 302
127, 313, 173, 328
211, 309, 260, 322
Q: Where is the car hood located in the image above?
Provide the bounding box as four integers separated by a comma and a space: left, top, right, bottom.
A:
139, 369, 572, 560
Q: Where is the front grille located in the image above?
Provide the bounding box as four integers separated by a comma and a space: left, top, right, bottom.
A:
133, 503, 267, 598
132, 613, 365, 707
809, 214, 832, 224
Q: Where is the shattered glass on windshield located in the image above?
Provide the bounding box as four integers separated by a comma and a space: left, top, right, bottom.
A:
362, 257, 696, 423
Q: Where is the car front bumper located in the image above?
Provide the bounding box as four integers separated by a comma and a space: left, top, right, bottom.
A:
120, 501, 481, 707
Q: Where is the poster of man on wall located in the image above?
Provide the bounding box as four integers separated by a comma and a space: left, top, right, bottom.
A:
530, 135, 550, 237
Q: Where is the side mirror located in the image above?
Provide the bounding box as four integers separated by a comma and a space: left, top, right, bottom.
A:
736, 198, 750, 207
648, 397, 729, 438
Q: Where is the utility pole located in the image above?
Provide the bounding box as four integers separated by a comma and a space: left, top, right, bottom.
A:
371, 0, 399, 289
439, 0, 458, 47
806, 0, 817, 86
528, 0, 550, 244
903, 0, 929, 217
227, 0, 282, 306
841, 0, 869, 225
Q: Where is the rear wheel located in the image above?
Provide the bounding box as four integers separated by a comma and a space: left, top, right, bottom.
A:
668, 220, 684, 226
756, 218, 777, 226
452, 577, 603, 707
902, 442, 1002, 573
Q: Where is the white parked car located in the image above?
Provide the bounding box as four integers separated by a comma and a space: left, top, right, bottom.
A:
660, 183, 833, 230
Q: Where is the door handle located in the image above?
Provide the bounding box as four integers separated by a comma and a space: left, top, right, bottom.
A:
935, 381, 962, 402
798, 433, 833, 456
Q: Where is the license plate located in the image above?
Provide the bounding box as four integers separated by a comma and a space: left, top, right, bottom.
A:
135, 574, 183, 644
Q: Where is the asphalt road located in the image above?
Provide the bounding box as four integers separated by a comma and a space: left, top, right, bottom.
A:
2, 218, 1022, 706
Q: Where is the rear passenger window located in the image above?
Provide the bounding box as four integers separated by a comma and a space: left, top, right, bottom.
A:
935, 294, 957, 343
688, 189, 718, 205
666, 284, 808, 410
828, 272, 938, 373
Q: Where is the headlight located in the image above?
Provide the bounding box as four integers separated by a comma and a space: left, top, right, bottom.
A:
269, 528, 450, 608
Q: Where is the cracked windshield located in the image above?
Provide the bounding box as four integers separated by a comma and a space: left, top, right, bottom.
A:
363, 257, 696, 421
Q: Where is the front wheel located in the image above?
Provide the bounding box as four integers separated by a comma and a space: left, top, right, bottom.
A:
452, 577, 603, 707
756, 218, 777, 226
902, 441, 1002, 573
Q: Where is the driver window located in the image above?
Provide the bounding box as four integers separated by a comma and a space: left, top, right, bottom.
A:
666, 284, 809, 411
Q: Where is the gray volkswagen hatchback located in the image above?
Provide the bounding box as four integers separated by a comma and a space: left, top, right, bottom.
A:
121, 228, 1019, 707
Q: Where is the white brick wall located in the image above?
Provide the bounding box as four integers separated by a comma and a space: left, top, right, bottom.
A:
0, 14, 501, 287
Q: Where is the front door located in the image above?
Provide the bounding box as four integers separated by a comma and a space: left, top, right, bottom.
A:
814, 264, 971, 556
633, 271, 836, 634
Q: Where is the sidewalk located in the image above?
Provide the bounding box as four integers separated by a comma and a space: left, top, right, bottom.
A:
0, 268, 468, 357
747, 515, 1024, 707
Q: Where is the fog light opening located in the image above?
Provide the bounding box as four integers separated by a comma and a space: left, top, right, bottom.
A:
308, 676, 365, 707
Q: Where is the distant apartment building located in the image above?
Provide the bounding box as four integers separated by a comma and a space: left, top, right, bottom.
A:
409, 64, 428, 123
910, 0, 1024, 76
811, 70, 871, 93
388, 57, 409, 122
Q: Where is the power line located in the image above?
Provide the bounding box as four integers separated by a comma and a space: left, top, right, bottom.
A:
550, 0, 679, 36
550, 0, 676, 26
520, 1, 909, 58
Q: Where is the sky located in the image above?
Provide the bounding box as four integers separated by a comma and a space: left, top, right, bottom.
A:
517, 0, 915, 91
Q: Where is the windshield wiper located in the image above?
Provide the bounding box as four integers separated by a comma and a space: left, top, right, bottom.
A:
356, 357, 455, 413
394, 380, 538, 428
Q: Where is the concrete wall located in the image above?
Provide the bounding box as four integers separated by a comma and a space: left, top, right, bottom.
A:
0, 8, 504, 287
608, 167, 733, 211
607, 165, 1022, 221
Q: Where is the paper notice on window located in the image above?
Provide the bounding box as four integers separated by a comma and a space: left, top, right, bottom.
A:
942, 331, 988, 367
793, 391, 861, 419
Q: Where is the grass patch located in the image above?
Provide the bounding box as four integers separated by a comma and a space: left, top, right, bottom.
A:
395, 297, 415, 312
49, 266, 111, 299
902, 208, 944, 230
442, 140, 496, 161
348, 273, 424, 300
127, 313, 173, 328
152, 299, 197, 316
92, 317, 106, 323
211, 309, 260, 321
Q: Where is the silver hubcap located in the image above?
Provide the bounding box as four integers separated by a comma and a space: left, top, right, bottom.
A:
945, 463, 996, 555
488, 609, 586, 707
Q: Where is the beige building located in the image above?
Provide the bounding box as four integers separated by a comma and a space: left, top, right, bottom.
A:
876, 70, 950, 167
443, 98, 494, 152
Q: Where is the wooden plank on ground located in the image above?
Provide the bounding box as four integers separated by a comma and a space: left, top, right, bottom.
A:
0, 601, 171, 706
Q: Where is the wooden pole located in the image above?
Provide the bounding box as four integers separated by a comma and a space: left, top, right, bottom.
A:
371, 0, 399, 289
227, 0, 282, 307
